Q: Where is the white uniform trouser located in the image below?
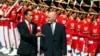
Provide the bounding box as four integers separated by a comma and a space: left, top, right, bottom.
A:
13, 27, 20, 48
0, 26, 6, 47
4, 25, 11, 48
9, 22, 20, 49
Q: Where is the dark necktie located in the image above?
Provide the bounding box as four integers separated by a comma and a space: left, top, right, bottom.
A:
48, 23, 54, 34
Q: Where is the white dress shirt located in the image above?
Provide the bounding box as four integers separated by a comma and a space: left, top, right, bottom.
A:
51, 22, 56, 34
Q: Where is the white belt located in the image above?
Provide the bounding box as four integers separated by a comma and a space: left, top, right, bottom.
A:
37, 26, 41, 30
66, 34, 70, 38
89, 40, 93, 44
79, 37, 84, 41
72, 36, 78, 40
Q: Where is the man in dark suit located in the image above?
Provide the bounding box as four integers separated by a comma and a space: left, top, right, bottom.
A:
41, 12, 67, 56
17, 9, 43, 56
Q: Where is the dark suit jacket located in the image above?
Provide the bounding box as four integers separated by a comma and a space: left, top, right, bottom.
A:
17, 21, 37, 55
41, 23, 66, 56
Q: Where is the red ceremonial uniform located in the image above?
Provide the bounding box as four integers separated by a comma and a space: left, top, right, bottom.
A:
32, 9, 40, 32
9, 8, 17, 21
74, 18, 82, 50
39, 11, 47, 25
66, 16, 76, 45
96, 14, 100, 53
38, 11, 47, 32
79, 19, 91, 52
71, 19, 79, 50
32, 9, 40, 25
57, 13, 67, 26
2, 4, 10, 18
88, 21, 100, 53
18, 7, 25, 22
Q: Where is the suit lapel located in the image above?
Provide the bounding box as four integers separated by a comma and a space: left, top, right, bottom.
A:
23, 21, 30, 34
46, 24, 53, 35
46, 23, 58, 36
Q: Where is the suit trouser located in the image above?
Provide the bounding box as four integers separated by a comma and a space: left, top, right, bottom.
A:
19, 50, 37, 56
44, 50, 62, 56
19, 53, 37, 56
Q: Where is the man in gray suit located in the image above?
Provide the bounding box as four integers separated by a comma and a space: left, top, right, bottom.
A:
41, 12, 67, 56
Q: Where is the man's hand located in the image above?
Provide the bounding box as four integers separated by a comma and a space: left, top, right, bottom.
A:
62, 55, 66, 56
41, 53, 44, 56
36, 32, 45, 37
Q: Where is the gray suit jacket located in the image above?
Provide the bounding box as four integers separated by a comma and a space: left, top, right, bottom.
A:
41, 23, 67, 56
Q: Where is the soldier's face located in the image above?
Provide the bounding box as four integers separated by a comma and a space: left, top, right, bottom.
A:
28, 5, 32, 10
25, 11, 33, 22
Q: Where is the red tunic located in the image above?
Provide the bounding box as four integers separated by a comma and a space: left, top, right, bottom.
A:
19, 8, 25, 22
39, 11, 47, 26
88, 22, 100, 53
2, 5, 10, 18
32, 9, 40, 25
66, 17, 76, 45
77, 20, 91, 51
37, 11, 47, 32
9, 8, 17, 21
73, 20, 82, 49
57, 14, 67, 26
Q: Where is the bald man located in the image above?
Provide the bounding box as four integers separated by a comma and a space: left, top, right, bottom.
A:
40, 12, 67, 56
